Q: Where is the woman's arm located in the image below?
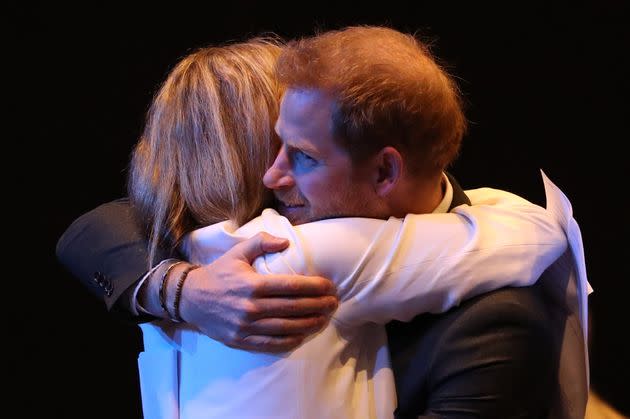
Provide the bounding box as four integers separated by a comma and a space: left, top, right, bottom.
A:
187, 187, 565, 328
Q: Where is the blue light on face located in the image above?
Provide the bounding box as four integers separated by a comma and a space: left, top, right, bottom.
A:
290, 148, 318, 174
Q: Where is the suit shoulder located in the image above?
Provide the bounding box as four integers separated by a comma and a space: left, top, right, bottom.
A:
458, 285, 550, 324
426, 285, 555, 350
56, 198, 138, 261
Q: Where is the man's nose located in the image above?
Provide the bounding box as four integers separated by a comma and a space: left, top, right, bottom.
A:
263, 148, 295, 189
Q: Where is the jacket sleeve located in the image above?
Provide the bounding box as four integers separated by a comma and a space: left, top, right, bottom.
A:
392, 285, 559, 419
55, 198, 175, 321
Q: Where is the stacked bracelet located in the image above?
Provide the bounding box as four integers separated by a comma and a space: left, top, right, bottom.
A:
171, 264, 201, 323
159, 261, 185, 317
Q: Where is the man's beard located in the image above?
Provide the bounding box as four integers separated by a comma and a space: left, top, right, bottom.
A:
272, 190, 382, 225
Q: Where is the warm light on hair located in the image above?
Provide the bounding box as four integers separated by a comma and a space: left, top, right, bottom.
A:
277, 26, 466, 176
128, 38, 283, 265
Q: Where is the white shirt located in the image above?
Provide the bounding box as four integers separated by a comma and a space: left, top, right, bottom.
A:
137, 173, 586, 419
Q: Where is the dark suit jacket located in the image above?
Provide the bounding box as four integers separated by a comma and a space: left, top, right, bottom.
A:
56, 198, 175, 321
386, 178, 558, 419
56, 177, 561, 418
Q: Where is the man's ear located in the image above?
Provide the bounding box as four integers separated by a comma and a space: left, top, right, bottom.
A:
373, 146, 403, 197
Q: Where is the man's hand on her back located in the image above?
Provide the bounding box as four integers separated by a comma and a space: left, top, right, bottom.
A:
179, 232, 338, 353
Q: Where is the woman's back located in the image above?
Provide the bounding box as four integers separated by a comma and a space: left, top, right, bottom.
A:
138, 186, 568, 419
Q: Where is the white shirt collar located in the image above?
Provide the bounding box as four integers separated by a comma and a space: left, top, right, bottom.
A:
432, 172, 453, 214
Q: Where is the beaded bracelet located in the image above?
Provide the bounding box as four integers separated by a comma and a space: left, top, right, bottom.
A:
171, 264, 201, 323
158, 260, 185, 317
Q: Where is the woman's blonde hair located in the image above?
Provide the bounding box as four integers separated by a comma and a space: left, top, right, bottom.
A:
128, 37, 283, 266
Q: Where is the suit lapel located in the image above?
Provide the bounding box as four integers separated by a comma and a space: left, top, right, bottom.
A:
446, 172, 471, 210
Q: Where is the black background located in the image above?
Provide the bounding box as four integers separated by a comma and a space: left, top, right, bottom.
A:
13, 2, 628, 417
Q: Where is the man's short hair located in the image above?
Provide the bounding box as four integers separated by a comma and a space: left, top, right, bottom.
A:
277, 26, 467, 176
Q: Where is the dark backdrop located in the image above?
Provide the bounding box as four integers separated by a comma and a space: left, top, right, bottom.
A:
13, 2, 628, 417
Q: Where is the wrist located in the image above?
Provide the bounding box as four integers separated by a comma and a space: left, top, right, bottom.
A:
177, 266, 204, 324
169, 264, 201, 322
138, 259, 185, 319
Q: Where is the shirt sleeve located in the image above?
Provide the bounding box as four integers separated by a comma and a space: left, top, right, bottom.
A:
251, 190, 568, 328
183, 188, 568, 329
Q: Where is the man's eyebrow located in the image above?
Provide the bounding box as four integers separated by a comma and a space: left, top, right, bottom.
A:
275, 124, 319, 155
286, 138, 320, 156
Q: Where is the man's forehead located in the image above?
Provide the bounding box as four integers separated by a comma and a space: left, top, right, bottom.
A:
276, 88, 336, 148
279, 88, 335, 123
282, 87, 334, 107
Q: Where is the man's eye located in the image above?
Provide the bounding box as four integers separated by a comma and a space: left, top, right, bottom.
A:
295, 151, 315, 163
294, 150, 317, 166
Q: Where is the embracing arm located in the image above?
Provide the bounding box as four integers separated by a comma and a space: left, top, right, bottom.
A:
55, 198, 170, 318
339, 189, 567, 325
250, 188, 567, 326
56, 201, 337, 351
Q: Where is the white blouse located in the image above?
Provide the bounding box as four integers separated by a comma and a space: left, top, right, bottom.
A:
138, 182, 573, 419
